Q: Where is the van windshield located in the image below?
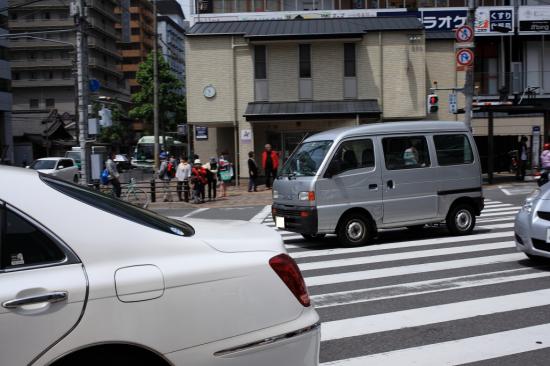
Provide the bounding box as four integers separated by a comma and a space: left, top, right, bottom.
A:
281, 140, 333, 177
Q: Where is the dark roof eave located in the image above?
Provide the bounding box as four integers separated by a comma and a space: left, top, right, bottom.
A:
246, 33, 366, 41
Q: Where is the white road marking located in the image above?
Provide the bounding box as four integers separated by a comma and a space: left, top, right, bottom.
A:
477, 216, 516, 223
480, 210, 520, 218
321, 287, 550, 341
249, 205, 272, 224
298, 241, 514, 271
321, 323, 550, 366
291, 231, 513, 259
305, 253, 524, 287
182, 208, 209, 218
312, 269, 550, 308
482, 206, 521, 213
478, 222, 515, 230
483, 202, 513, 208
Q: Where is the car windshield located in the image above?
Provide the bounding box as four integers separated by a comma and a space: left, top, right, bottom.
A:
280, 141, 333, 177
41, 174, 195, 237
65, 152, 81, 162
30, 160, 56, 170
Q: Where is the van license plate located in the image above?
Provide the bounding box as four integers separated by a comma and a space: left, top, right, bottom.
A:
276, 216, 285, 229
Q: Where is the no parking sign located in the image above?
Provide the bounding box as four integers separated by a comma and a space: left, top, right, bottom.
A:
456, 49, 474, 71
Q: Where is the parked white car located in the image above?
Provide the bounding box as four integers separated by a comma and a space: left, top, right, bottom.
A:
29, 157, 80, 183
0, 166, 320, 366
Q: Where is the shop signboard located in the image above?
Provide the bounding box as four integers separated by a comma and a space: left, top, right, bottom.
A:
519, 6, 550, 34
475, 7, 514, 35
419, 9, 467, 32
195, 126, 208, 141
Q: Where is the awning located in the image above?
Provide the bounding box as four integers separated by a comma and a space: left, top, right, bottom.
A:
187, 17, 423, 40
244, 100, 381, 121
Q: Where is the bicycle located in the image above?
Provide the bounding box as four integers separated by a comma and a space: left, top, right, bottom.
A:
123, 178, 150, 209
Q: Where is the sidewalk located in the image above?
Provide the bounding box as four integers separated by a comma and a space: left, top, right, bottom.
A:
147, 184, 273, 209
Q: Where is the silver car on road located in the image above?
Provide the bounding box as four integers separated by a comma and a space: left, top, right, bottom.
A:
515, 185, 550, 261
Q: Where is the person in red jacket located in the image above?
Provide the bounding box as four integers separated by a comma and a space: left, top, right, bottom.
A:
262, 144, 279, 189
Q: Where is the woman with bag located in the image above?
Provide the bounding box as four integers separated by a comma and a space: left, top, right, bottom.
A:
218, 156, 233, 198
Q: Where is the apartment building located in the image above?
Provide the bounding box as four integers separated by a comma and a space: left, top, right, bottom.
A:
157, 0, 188, 94
0, 0, 13, 165
116, 0, 154, 95
189, 1, 550, 174
186, 17, 426, 175
8, 0, 129, 164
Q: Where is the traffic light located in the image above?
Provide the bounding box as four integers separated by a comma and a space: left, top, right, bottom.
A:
427, 94, 439, 113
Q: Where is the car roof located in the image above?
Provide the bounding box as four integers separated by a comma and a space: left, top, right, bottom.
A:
304, 121, 469, 142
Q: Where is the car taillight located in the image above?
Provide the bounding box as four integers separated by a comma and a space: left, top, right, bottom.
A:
269, 254, 310, 307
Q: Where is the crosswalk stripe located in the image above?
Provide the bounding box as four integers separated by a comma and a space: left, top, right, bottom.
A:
250, 205, 272, 224
483, 206, 521, 213
480, 210, 520, 217
321, 287, 550, 342
477, 215, 516, 223
298, 241, 514, 271
321, 323, 550, 366
305, 253, 524, 286
478, 222, 515, 230
312, 269, 550, 308
291, 231, 513, 259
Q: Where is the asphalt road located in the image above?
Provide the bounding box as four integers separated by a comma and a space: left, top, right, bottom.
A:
157, 182, 550, 365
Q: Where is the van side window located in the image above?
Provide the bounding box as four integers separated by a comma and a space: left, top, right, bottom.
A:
434, 134, 474, 166
383, 136, 431, 170
327, 139, 375, 176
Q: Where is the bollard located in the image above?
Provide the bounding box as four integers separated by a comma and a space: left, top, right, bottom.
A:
150, 178, 156, 203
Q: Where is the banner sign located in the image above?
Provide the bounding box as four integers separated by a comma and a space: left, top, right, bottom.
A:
195, 126, 208, 141
519, 6, 550, 34
475, 7, 514, 35
420, 9, 467, 32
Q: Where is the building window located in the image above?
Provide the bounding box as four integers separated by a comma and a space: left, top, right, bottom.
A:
0, 46, 7, 61
46, 71, 54, 79
13, 72, 20, 80
30, 72, 38, 80
344, 43, 356, 77
62, 70, 72, 79
29, 99, 39, 109
131, 28, 141, 35
299, 44, 311, 78
43, 12, 51, 20
0, 78, 11, 92
45, 98, 55, 108
10, 12, 17, 20
254, 45, 267, 79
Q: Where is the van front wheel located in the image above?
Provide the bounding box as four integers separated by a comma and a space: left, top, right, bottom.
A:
338, 213, 372, 247
447, 204, 476, 235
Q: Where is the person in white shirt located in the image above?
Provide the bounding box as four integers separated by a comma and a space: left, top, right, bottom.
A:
176, 156, 192, 202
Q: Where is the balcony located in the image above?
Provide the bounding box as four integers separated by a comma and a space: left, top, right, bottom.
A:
88, 0, 119, 23
88, 57, 123, 77
9, 38, 75, 50
12, 79, 75, 88
11, 58, 73, 69
87, 18, 118, 39
8, 19, 74, 29
88, 39, 123, 60
474, 71, 550, 98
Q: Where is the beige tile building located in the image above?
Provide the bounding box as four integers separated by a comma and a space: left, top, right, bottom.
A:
185, 17, 428, 178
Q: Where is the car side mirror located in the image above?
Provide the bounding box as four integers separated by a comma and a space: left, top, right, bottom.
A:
57, 165, 64, 170
25, 166, 30, 169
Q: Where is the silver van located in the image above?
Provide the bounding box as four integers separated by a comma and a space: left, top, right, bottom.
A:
272, 121, 484, 247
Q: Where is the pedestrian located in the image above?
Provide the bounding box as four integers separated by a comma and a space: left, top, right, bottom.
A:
191, 159, 207, 203
105, 152, 121, 198
218, 156, 233, 198
176, 156, 191, 202
403, 141, 419, 167
262, 144, 279, 190
248, 151, 258, 192
517, 135, 529, 181
203, 157, 218, 201
541, 143, 550, 170
158, 152, 174, 202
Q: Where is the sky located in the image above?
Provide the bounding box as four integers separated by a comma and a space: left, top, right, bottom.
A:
178, 0, 192, 19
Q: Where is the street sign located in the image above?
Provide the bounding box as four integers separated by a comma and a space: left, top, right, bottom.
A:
89, 79, 100, 93
448, 93, 458, 114
456, 48, 474, 70
456, 25, 474, 42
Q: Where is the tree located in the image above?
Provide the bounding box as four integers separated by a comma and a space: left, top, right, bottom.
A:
129, 52, 186, 135
94, 101, 131, 147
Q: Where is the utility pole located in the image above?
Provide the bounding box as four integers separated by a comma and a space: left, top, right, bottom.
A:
153, 0, 160, 171
463, 0, 476, 130
74, 0, 89, 183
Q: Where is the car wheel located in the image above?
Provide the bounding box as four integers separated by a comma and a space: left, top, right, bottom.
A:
446, 204, 476, 235
337, 213, 372, 247
73, 175, 79, 184
301, 233, 326, 241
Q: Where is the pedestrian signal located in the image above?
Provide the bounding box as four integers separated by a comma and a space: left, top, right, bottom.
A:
427, 94, 439, 113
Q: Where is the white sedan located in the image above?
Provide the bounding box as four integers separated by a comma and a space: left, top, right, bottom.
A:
0, 166, 320, 366
29, 157, 80, 183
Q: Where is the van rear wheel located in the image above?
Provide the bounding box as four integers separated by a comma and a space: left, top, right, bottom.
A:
447, 204, 476, 235
301, 234, 326, 241
337, 213, 372, 247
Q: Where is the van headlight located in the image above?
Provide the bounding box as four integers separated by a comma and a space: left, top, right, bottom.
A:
273, 190, 279, 199
298, 191, 316, 201
522, 189, 541, 213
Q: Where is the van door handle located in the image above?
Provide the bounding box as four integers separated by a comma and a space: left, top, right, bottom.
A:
387, 180, 395, 189
2, 291, 68, 309
369, 184, 378, 190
